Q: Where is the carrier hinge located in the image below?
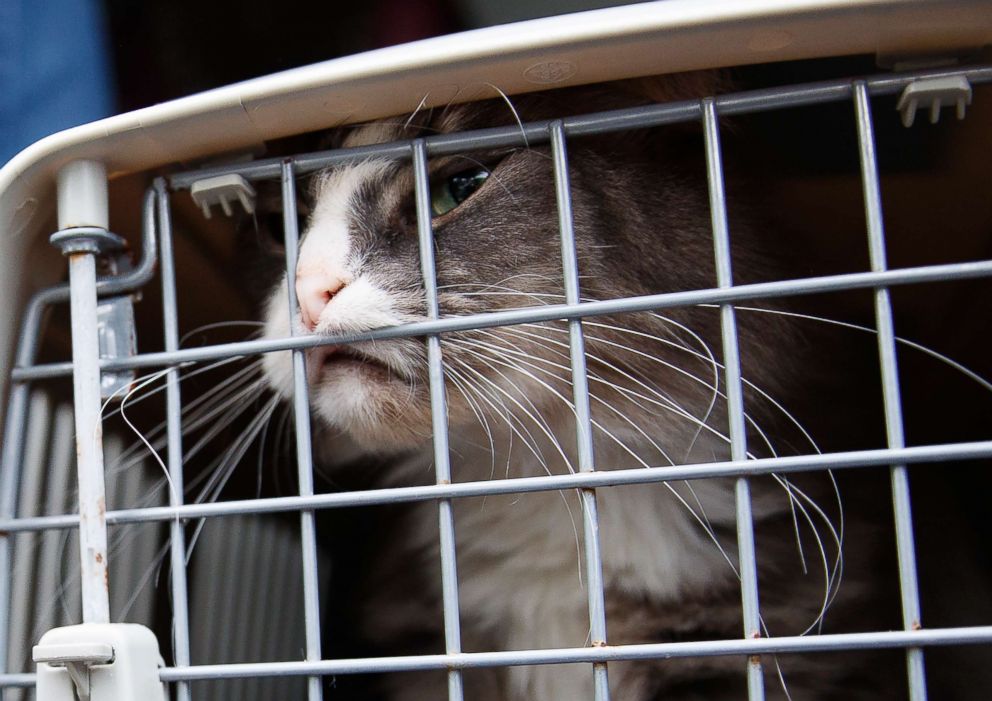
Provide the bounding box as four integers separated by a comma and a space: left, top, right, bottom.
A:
51, 227, 138, 401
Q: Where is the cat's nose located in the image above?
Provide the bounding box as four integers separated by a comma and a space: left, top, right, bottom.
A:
296, 269, 346, 331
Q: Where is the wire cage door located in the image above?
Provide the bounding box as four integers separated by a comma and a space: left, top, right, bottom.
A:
2, 60, 992, 701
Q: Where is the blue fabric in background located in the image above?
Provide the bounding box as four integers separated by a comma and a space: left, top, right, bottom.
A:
0, 0, 115, 165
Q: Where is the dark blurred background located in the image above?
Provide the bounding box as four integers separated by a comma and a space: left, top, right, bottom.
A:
0, 0, 646, 163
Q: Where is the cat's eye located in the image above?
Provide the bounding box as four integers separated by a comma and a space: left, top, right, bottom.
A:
431, 167, 490, 217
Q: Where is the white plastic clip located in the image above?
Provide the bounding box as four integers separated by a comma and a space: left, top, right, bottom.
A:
190, 173, 256, 218
34, 624, 167, 701
33, 642, 113, 701
896, 76, 972, 127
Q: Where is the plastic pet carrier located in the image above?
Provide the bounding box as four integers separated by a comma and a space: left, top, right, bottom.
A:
0, 1, 991, 700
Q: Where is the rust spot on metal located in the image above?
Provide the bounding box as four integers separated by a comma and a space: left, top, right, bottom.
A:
749, 655, 762, 665
751, 631, 761, 639
97, 497, 105, 518
591, 640, 607, 648
912, 620, 922, 631
95, 553, 103, 564
438, 479, 451, 485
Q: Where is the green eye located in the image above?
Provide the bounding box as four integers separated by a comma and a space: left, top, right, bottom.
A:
431, 167, 490, 217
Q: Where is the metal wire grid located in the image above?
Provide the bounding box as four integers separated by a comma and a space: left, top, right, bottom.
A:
1, 65, 992, 700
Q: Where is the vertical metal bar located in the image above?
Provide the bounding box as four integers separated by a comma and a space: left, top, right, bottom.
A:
56, 164, 114, 629
280, 160, 325, 701
702, 98, 765, 700
549, 121, 611, 700
0, 188, 159, 680
154, 180, 192, 701
852, 81, 927, 700
0, 380, 26, 679
65, 248, 112, 624
0, 377, 33, 679
411, 140, 465, 701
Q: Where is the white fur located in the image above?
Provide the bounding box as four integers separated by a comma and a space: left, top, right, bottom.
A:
384, 431, 734, 699
302, 161, 387, 277
263, 160, 427, 447
261, 153, 741, 700
295, 161, 392, 329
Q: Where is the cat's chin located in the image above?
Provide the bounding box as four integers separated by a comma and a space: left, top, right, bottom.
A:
310, 366, 433, 453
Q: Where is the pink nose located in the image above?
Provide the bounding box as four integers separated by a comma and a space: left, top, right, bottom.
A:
296, 270, 346, 331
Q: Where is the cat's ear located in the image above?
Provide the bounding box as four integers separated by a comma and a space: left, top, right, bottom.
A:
620, 70, 733, 104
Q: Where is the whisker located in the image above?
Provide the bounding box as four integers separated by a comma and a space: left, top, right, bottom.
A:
185, 394, 283, 561
449, 337, 740, 576
505, 324, 752, 459
444, 355, 584, 584
445, 354, 567, 476
179, 320, 266, 347
443, 365, 499, 479
438, 289, 845, 607
109, 368, 179, 503
492, 321, 734, 545
106, 356, 264, 470
483, 82, 529, 148
457, 332, 679, 466
723, 304, 992, 394
402, 92, 432, 131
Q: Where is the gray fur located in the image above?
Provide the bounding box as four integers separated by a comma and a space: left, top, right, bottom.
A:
260, 84, 904, 699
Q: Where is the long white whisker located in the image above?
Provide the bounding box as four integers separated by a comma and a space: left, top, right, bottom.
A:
185, 394, 282, 561
450, 337, 740, 575
445, 288, 824, 455
457, 333, 679, 466
444, 354, 584, 584
107, 356, 264, 471
508, 324, 760, 460
107, 368, 179, 504
723, 304, 992, 394
475, 324, 732, 544
445, 354, 569, 476
443, 364, 499, 479
403, 92, 431, 131
493, 322, 731, 540
483, 82, 529, 148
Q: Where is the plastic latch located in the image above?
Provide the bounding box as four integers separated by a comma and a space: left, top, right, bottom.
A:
33, 624, 167, 701
896, 76, 973, 127
33, 642, 113, 701
190, 173, 256, 218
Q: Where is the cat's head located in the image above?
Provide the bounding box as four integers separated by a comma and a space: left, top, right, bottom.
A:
261, 78, 751, 456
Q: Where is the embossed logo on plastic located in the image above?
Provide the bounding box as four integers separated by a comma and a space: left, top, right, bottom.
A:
524, 61, 577, 85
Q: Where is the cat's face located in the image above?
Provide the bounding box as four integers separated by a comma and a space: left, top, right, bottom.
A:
262, 89, 737, 456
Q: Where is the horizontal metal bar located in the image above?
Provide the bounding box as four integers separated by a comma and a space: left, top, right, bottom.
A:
12, 258, 992, 382
167, 65, 992, 188
142, 625, 992, 681
0, 673, 35, 688
2, 440, 989, 534
7, 624, 991, 688
5, 625, 992, 688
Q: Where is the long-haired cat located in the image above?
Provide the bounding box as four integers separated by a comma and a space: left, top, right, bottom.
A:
258, 77, 906, 700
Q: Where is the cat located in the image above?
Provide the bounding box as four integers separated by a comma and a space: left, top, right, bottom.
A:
257, 77, 908, 700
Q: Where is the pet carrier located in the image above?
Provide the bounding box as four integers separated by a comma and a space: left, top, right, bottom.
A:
1, 1, 991, 700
